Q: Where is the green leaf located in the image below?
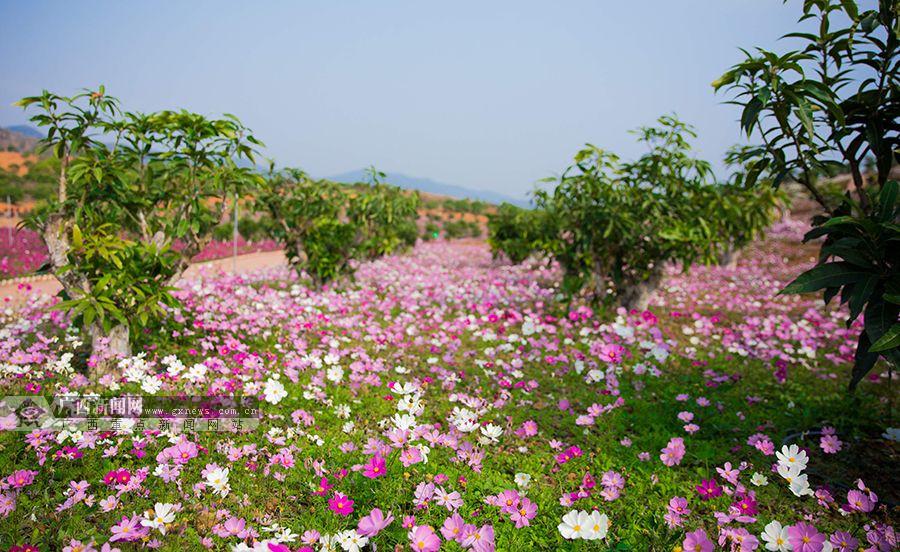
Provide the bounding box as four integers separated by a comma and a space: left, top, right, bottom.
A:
779, 262, 868, 294
870, 323, 900, 353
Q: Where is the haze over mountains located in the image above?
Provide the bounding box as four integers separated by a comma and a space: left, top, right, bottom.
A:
0, 124, 528, 205
327, 169, 528, 207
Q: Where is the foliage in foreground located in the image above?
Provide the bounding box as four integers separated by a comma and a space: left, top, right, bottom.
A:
715, 0, 900, 389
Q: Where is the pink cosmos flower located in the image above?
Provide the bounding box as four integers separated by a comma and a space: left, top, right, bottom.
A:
846, 489, 874, 512
683, 528, 714, 551
509, 497, 537, 528
820, 433, 842, 454
462, 524, 495, 552
312, 477, 333, 497
440, 513, 467, 542
357, 508, 394, 537
400, 446, 424, 467
660, 437, 685, 466
328, 492, 354, 516
408, 525, 441, 552
109, 514, 147, 542
829, 531, 858, 552
787, 522, 826, 552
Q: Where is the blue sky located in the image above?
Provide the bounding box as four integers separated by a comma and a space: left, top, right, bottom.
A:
0, 1, 803, 199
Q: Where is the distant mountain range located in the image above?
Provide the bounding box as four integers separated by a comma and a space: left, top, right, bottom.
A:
328, 169, 529, 207
5, 125, 43, 139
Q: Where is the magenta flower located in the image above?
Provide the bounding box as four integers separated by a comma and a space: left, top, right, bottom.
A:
327, 492, 354, 516
362, 454, 386, 479
787, 522, 826, 552
357, 508, 394, 537
695, 479, 722, 500
7, 470, 37, 489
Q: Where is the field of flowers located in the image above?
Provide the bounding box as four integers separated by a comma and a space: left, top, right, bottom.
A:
0, 221, 896, 551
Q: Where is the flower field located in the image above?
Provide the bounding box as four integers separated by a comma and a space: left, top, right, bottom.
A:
0, 221, 896, 551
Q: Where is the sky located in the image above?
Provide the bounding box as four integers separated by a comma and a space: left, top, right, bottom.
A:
0, 0, 805, 199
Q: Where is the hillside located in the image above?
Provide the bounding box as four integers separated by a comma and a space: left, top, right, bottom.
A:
0, 126, 39, 152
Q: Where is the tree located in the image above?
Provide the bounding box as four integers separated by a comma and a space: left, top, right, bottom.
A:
533, 116, 733, 310
487, 203, 553, 264
714, 0, 899, 389
256, 168, 419, 287
17, 88, 262, 372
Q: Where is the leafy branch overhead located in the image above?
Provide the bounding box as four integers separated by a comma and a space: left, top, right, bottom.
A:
715, 0, 899, 389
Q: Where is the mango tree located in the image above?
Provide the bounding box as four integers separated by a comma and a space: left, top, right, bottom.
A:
17, 88, 261, 372
256, 168, 419, 287
532, 116, 729, 310
715, 0, 899, 389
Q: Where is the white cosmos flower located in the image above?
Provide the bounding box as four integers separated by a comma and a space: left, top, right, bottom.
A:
750, 473, 769, 486
263, 378, 287, 405
185, 363, 207, 383
760, 520, 790, 551
141, 376, 162, 394
776, 463, 802, 483
206, 467, 230, 496
514, 472, 532, 489
141, 502, 176, 535
392, 413, 417, 431
393, 382, 418, 395
336, 529, 368, 552
788, 474, 814, 497
557, 509, 585, 540
480, 423, 503, 442
326, 366, 344, 383
775, 444, 808, 471
584, 511, 609, 540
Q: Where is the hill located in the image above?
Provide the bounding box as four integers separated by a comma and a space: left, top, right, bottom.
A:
0, 126, 40, 153
328, 169, 529, 207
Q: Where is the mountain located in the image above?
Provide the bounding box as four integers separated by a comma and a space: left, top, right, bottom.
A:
0, 126, 40, 152
327, 169, 529, 207
6, 125, 43, 139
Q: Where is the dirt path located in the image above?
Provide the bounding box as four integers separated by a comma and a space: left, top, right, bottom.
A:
0, 250, 289, 307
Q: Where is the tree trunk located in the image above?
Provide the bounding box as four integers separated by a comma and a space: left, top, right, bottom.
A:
617, 266, 664, 312
717, 246, 741, 268
89, 322, 131, 376
590, 259, 609, 302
